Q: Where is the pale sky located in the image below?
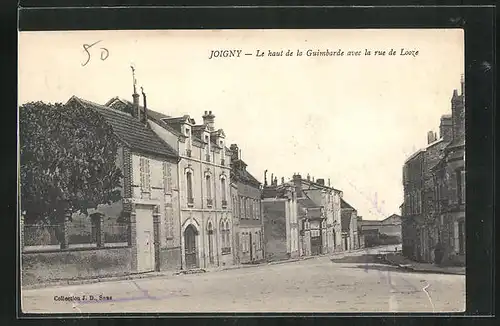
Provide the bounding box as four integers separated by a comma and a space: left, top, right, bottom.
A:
18, 29, 464, 220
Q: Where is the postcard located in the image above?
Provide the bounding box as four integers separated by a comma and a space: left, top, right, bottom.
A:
19, 29, 465, 314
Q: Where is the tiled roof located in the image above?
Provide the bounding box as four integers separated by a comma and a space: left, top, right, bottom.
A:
68, 96, 178, 159
232, 159, 261, 187
105, 97, 185, 138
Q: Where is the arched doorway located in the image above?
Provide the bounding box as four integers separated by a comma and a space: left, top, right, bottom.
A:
184, 225, 198, 269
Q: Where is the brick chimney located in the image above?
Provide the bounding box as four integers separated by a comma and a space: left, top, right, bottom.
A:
131, 65, 140, 119
141, 87, 148, 125
293, 174, 302, 196
460, 74, 464, 96
202, 111, 216, 131
316, 178, 325, 186
229, 144, 239, 161
427, 130, 437, 144
440, 115, 453, 142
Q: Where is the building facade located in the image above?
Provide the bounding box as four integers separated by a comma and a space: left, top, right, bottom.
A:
431, 77, 466, 266
340, 199, 359, 251
287, 174, 343, 256
72, 95, 182, 273
229, 144, 264, 264
402, 76, 465, 265
261, 181, 300, 261
107, 96, 235, 269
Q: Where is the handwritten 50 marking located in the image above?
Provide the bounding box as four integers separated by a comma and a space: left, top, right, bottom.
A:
82, 41, 109, 67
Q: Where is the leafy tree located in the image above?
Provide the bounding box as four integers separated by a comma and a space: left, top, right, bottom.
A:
19, 101, 123, 226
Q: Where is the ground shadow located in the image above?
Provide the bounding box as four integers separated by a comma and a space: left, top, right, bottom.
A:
330, 254, 385, 264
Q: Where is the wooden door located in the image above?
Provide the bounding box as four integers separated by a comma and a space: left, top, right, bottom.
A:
184, 225, 198, 269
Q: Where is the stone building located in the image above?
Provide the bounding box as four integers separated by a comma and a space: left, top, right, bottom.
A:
229, 144, 264, 264
72, 94, 181, 273
106, 97, 234, 269
402, 75, 465, 265
261, 180, 300, 261
288, 174, 342, 256
431, 76, 466, 266
340, 199, 359, 251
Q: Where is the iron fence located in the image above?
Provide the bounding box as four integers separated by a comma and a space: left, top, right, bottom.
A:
24, 224, 62, 247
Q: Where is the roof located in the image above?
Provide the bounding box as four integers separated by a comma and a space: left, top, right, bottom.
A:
341, 198, 355, 210
232, 159, 261, 187
105, 97, 186, 138
381, 214, 401, 223
68, 96, 178, 159
298, 197, 319, 209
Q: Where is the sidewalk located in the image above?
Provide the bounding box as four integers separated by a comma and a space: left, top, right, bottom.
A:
383, 253, 465, 275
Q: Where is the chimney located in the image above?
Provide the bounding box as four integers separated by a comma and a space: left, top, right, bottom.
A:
316, 178, 325, 186
328, 178, 331, 187
460, 74, 465, 96
202, 110, 216, 131
306, 174, 310, 182
264, 170, 268, 187
271, 173, 274, 185
130, 65, 140, 118
274, 177, 278, 186
440, 115, 453, 142
312, 177, 315, 183
281, 177, 285, 184
293, 174, 302, 196
427, 130, 436, 144
141, 87, 148, 125
229, 144, 239, 161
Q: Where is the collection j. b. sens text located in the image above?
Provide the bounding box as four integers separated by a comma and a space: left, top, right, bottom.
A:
53, 294, 113, 302
208, 48, 419, 59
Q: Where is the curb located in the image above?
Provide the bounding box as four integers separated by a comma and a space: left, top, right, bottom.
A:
383, 257, 465, 275
22, 272, 172, 290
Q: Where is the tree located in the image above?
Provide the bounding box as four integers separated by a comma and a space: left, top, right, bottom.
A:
19, 101, 123, 226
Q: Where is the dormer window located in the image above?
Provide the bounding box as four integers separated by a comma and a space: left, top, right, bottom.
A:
185, 127, 192, 156
220, 140, 225, 165
205, 134, 210, 162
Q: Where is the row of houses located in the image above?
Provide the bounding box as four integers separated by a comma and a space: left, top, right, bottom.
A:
401, 75, 465, 266
21, 76, 372, 284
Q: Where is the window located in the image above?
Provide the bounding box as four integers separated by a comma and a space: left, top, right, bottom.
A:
220, 140, 225, 165
163, 162, 172, 193
225, 221, 231, 251
255, 232, 259, 250
458, 221, 465, 254
186, 171, 193, 205
417, 190, 422, 214
459, 170, 465, 204
206, 175, 212, 199
205, 135, 210, 161
185, 128, 192, 155
165, 209, 174, 239
140, 157, 151, 192
239, 196, 244, 217
221, 220, 231, 254
221, 178, 227, 205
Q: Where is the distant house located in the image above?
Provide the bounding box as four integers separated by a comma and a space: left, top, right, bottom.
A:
261, 181, 300, 261
340, 199, 359, 251
359, 214, 402, 247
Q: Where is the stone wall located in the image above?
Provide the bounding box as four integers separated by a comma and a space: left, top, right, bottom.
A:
22, 247, 132, 286
262, 200, 288, 261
